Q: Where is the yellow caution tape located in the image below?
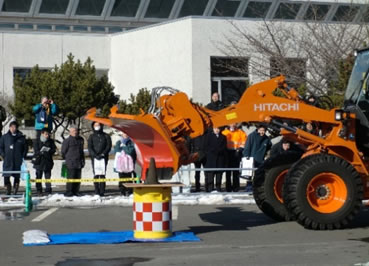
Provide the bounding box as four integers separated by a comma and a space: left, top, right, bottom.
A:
31, 177, 140, 183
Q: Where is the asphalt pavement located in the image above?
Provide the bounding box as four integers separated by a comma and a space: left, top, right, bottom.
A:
1, 204, 369, 266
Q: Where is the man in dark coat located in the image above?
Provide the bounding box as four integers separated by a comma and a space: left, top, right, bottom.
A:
88, 122, 112, 196
243, 125, 272, 192
206, 92, 225, 111
32, 128, 56, 196
204, 127, 227, 192
190, 133, 207, 192
61, 126, 85, 197
270, 138, 303, 159
0, 121, 28, 195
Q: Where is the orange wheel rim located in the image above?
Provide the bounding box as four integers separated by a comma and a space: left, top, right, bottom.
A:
274, 169, 288, 203
306, 173, 347, 213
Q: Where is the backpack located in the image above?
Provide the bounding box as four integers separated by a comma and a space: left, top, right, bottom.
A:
116, 152, 134, 173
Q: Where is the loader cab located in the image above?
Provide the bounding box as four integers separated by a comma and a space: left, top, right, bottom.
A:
344, 47, 369, 153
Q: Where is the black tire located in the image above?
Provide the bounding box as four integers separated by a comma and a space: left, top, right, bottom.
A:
283, 154, 364, 230
253, 153, 301, 221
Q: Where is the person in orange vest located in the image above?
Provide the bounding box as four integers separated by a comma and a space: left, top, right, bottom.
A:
222, 124, 247, 192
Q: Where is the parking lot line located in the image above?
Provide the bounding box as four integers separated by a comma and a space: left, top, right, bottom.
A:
32, 208, 58, 222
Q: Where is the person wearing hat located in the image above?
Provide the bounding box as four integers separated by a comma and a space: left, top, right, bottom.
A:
0, 121, 28, 195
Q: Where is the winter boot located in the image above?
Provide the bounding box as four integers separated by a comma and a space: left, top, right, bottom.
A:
13, 183, 19, 195
94, 183, 100, 195
5, 184, 11, 195
195, 178, 200, 192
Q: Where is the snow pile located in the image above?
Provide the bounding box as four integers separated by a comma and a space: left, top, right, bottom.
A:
33, 192, 255, 207
1, 191, 255, 208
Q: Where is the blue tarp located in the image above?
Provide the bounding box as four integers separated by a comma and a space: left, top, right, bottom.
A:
24, 231, 200, 246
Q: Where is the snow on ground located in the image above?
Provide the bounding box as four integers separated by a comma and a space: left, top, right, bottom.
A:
36, 192, 256, 208
0, 192, 255, 209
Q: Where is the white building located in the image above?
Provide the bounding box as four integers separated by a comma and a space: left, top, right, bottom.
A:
0, 0, 368, 108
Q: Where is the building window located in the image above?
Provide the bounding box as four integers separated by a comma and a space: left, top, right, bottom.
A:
110, 0, 140, 17
304, 4, 330, 21
39, 0, 69, 14
274, 2, 301, 20
144, 0, 175, 18
37, 24, 52, 31
1, 0, 32, 13
109, 26, 123, 33
211, 57, 248, 106
13, 68, 50, 80
243, 1, 272, 19
212, 0, 240, 17
270, 58, 306, 89
18, 24, 34, 30
75, 0, 106, 16
91, 26, 106, 33
96, 69, 109, 78
179, 0, 208, 17
73, 25, 88, 32
0, 23, 15, 29
55, 25, 70, 31
362, 7, 369, 23
332, 5, 359, 22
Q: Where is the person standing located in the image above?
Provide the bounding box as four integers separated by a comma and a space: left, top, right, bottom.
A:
204, 127, 227, 192
222, 124, 247, 192
0, 105, 6, 137
243, 125, 272, 192
206, 92, 225, 111
88, 122, 112, 197
61, 126, 85, 197
32, 96, 59, 138
32, 128, 56, 196
0, 121, 28, 195
114, 131, 136, 196
190, 134, 207, 192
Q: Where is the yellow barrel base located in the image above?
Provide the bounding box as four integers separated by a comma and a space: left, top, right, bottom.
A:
134, 231, 172, 239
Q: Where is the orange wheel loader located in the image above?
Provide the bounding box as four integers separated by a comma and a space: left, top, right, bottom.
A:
86, 47, 369, 230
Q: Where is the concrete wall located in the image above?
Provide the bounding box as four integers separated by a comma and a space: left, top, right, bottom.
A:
110, 17, 270, 105
0, 18, 309, 106
110, 18, 193, 99
0, 31, 110, 99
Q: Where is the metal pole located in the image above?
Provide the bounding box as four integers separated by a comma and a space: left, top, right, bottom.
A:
180, 167, 258, 172
24, 172, 32, 212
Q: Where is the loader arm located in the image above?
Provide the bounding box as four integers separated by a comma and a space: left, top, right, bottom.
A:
85, 76, 367, 180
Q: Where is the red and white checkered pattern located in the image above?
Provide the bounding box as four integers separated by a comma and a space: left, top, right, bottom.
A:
133, 201, 172, 232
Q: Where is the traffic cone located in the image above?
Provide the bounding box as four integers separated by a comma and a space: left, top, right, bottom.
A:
145, 158, 159, 184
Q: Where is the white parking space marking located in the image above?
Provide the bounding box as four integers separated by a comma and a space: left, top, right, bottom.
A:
31, 208, 58, 222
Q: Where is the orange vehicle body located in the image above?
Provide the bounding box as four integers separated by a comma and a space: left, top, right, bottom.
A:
85, 76, 369, 201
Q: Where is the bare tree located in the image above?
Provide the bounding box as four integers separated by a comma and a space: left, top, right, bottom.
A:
216, 3, 369, 99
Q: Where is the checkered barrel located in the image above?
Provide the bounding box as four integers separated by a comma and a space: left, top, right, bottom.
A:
133, 187, 172, 239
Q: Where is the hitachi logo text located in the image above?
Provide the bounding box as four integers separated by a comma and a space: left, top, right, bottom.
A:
254, 103, 299, 112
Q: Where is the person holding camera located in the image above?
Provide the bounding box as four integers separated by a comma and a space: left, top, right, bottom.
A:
32, 96, 59, 138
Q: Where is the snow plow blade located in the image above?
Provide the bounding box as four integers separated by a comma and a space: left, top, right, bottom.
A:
85, 105, 185, 181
